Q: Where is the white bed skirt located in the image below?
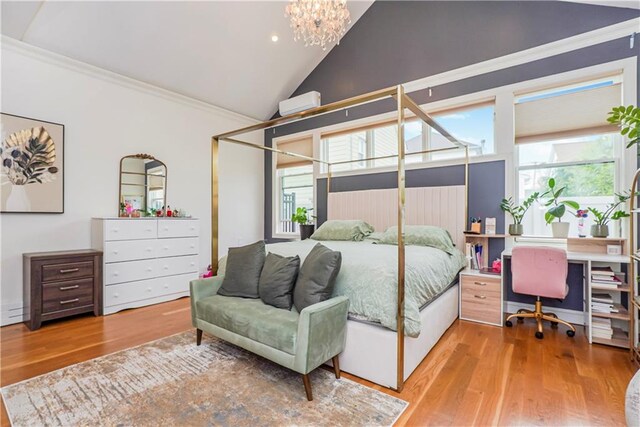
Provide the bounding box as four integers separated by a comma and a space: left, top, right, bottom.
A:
332, 284, 459, 389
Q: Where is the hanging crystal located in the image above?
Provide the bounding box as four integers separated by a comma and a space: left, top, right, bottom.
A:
285, 0, 351, 51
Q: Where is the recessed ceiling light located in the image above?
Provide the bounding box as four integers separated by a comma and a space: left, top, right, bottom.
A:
271, 35, 279, 42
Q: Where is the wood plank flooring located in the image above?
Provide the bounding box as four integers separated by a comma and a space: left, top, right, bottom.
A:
1, 298, 636, 426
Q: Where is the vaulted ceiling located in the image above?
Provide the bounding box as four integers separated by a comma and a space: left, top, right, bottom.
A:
0, 1, 373, 120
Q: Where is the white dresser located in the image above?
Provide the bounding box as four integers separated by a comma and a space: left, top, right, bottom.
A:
91, 218, 199, 315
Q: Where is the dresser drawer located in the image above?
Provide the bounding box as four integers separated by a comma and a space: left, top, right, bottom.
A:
156, 255, 198, 277
104, 220, 157, 241
42, 261, 94, 283
460, 274, 502, 325
104, 240, 157, 263
156, 238, 199, 258
156, 273, 197, 296
42, 278, 94, 313
105, 278, 159, 306
105, 259, 158, 285
158, 220, 199, 238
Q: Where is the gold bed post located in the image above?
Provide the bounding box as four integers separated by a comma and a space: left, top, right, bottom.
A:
211, 137, 219, 274
464, 145, 469, 230
396, 85, 406, 393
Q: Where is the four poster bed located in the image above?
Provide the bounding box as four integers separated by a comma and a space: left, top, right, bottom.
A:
210, 85, 469, 392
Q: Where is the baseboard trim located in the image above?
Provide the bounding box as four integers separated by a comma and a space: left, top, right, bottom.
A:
506, 301, 585, 326
1, 303, 26, 327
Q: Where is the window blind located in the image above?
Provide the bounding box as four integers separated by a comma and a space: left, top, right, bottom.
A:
276, 137, 313, 168
514, 83, 620, 144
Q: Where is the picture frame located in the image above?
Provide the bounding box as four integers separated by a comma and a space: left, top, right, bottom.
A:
1, 113, 65, 214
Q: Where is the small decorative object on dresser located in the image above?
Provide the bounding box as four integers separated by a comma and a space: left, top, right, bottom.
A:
23, 249, 102, 330
92, 217, 199, 314
1, 113, 64, 213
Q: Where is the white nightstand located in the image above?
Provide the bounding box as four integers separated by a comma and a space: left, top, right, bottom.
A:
459, 269, 503, 327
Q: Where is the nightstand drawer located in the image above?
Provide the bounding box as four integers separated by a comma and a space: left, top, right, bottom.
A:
42, 260, 94, 283
42, 278, 94, 313
460, 274, 502, 326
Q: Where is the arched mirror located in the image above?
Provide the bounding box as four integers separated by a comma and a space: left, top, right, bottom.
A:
118, 154, 167, 217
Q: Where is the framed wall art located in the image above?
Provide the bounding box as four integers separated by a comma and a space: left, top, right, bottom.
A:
1, 113, 64, 213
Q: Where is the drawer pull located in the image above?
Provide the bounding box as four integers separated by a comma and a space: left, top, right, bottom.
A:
59, 285, 80, 291
474, 281, 487, 286
60, 298, 80, 305
473, 295, 487, 300
163, 246, 169, 250
146, 287, 152, 292
146, 228, 152, 232
60, 268, 80, 274
113, 250, 119, 255
146, 247, 153, 252
163, 266, 169, 270
147, 267, 153, 272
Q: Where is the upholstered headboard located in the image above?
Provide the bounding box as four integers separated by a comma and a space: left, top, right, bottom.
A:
327, 186, 466, 249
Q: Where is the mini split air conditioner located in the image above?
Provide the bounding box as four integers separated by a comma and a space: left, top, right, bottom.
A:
279, 91, 321, 116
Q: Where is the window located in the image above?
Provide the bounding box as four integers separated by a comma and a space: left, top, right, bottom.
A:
275, 137, 314, 235
320, 102, 494, 170
515, 77, 622, 237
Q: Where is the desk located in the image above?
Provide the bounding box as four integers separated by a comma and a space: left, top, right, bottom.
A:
501, 248, 630, 348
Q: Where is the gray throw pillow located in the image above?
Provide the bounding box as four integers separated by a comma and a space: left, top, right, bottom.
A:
293, 243, 342, 312
259, 253, 300, 310
217, 240, 265, 298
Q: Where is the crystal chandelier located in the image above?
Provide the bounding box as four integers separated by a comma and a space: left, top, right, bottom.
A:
285, 0, 351, 51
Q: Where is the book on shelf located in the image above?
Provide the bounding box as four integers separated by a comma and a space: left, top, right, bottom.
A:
590, 281, 621, 289
465, 242, 483, 270
590, 266, 615, 276
592, 329, 614, 339
591, 274, 621, 283
592, 293, 614, 304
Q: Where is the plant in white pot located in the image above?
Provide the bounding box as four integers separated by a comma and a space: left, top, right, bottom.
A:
542, 178, 580, 238
588, 191, 635, 237
500, 192, 539, 236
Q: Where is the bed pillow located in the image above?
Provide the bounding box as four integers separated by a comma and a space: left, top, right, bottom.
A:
259, 253, 300, 310
217, 240, 265, 298
293, 243, 342, 312
378, 225, 456, 255
310, 220, 374, 242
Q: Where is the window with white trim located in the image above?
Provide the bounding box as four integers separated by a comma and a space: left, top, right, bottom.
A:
320, 101, 495, 171
515, 76, 622, 237
275, 137, 314, 235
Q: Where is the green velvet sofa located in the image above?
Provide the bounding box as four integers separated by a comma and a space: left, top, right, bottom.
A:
190, 276, 349, 401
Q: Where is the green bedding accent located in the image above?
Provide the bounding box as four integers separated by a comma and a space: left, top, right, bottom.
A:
219, 240, 465, 337
378, 225, 457, 255
310, 220, 374, 241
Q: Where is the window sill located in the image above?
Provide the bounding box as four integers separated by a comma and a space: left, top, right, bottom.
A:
271, 233, 299, 240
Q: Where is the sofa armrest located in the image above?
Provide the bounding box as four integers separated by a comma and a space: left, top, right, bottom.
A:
294, 296, 349, 374
190, 276, 224, 327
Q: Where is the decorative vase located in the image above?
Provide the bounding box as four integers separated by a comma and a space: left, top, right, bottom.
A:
508, 224, 523, 236
577, 217, 586, 238
590, 224, 609, 238
551, 222, 570, 238
5, 185, 31, 212
299, 224, 315, 240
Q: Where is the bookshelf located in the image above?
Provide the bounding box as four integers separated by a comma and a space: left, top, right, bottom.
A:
464, 233, 508, 270
630, 167, 640, 366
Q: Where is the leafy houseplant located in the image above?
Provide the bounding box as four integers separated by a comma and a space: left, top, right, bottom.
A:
500, 192, 539, 236
607, 105, 639, 149
291, 207, 316, 240
588, 191, 635, 237
541, 178, 580, 238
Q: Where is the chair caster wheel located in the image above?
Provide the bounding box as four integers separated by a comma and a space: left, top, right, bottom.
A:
535, 331, 544, 339
551, 321, 559, 328
505, 320, 513, 327
517, 317, 524, 323
567, 330, 575, 337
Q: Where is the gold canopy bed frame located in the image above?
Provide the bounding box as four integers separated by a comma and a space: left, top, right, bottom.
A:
211, 84, 469, 392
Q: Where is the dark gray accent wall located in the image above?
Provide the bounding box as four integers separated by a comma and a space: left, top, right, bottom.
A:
264, 2, 640, 242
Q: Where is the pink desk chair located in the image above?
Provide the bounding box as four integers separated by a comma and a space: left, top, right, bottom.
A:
505, 246, 576, 339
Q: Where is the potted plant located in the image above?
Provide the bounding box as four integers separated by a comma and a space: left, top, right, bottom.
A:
500, 192, 539, 236
541, 178, 580, 238
291, 207, 315, 240
587, 191, 635, 237
607, 105, 639, 149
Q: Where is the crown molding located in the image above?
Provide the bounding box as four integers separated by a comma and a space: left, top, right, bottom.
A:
0, 36, 260, 124
403, 17, 640, 95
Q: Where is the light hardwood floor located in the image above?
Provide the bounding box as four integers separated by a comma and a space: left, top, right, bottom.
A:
1, 297, 636, 426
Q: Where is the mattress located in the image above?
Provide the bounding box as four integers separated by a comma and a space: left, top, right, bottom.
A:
261, 239, 466, 337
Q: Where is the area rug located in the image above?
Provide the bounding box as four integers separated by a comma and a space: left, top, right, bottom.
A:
1, 331, 408, 426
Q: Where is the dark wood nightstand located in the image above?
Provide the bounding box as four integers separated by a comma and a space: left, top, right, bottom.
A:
23, 249, 103, 330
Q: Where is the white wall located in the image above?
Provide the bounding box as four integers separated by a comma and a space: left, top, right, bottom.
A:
0, 39, 264, 325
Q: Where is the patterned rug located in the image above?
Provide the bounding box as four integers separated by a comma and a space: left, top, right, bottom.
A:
2, 331, 407, 426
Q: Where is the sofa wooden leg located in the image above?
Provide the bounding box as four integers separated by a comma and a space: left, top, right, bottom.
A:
302, 374, 313, 401
196, 329, 203, 346
332, 356, 341, 379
